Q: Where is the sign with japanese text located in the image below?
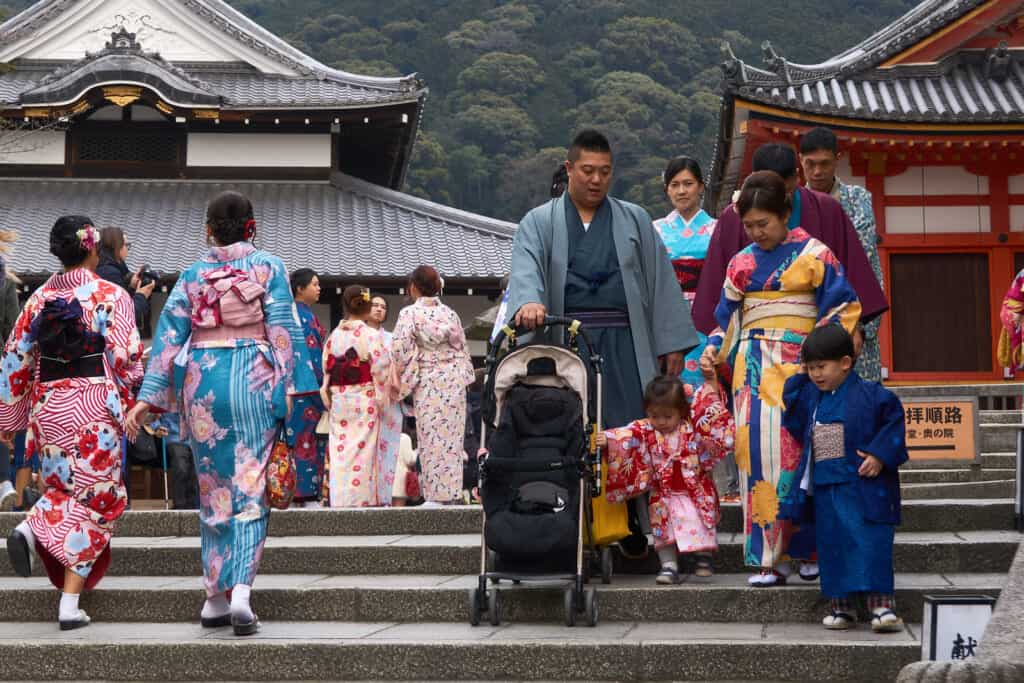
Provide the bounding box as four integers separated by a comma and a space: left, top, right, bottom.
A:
922, 595, 995, 662
903, 397, 978, 462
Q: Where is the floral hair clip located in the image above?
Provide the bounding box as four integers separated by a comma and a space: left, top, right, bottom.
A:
360, 289, 371, 302
76, 226, 99, 251
244, 219, 256, 241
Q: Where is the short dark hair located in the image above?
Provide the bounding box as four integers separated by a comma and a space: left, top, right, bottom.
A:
371, 295, 389, 324
343, 285, 372, 317
642, 375, 691, 422
409, 265, 442, 297
290, 268, 317, 295
736, 170, 791, 220
752, 143, 798, 179
50, 215, 96, 268
206, 191, 254, 246
662, 156, 704, 190
801, 324, 855, 363
568, 129, 612, 162
799, 127, 839, 155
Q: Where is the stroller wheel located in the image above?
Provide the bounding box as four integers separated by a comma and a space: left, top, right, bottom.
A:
563, 587, 577, 627
468, 588, 483, 627
488, 590, 503, 627
600, 547, 613, 585
584, 587, 599, 627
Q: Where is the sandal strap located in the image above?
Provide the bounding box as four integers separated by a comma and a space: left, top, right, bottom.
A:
871, 609, 898, 621
829, 610, 855, 621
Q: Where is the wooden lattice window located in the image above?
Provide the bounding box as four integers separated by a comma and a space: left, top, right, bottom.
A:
78, 130, 178, 162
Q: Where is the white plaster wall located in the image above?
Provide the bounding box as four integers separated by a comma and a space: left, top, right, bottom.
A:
885, 205, 989, 234
1009, 175, 1024, 194
884, 166, 988, 196
0, 131, 65, 165
187, 134, 331, 168
835, 156, 865, 189
1010, 205, 1024, 232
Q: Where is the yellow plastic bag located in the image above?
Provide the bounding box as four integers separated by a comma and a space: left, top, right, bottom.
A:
589, 457, 630, 546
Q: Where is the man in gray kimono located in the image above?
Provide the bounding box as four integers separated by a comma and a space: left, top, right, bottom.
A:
508, 129, 698, 429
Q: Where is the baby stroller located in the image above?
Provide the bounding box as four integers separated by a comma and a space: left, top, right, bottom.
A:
468, 316, 609, 628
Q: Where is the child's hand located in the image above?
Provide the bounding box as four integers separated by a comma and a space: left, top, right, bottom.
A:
857, 450, 883, 478
594, 432, 607, 448
699, 352, 718, 386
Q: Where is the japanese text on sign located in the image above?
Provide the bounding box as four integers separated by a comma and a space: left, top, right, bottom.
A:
903, 399, 977, 462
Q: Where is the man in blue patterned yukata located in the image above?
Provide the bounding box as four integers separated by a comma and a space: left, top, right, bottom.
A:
799, 127, 885, 383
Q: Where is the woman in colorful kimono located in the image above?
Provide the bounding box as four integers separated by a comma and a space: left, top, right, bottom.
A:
2, 216, 143, 630
366, 295, 402, 506
126, 191, 317, 636
286, 268, 328, 506
321, 286, 394, 507
997, 268, 1024, 372
391, 266, 475, 506
653, 157, 718, 394
702, 171, 861, 587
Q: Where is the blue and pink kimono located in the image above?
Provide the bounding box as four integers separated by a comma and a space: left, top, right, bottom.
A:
138, 242, 317, 596
286, 302, 327, 502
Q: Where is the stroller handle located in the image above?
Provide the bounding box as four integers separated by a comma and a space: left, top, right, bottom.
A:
489, 315, 592, 353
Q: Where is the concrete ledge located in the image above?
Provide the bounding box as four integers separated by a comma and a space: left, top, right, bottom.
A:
898, 540, 1024, 682
892, 384, 1023, 398
901, 480, 1015, 500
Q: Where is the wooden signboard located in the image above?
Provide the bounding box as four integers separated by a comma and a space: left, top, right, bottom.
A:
903, 396, 979, 463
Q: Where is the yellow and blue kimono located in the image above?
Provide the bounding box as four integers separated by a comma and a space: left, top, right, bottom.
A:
708, 228, 860, 569
783, 370, 907, 598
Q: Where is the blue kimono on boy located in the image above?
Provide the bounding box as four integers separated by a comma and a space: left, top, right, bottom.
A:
782, 371, 907, 602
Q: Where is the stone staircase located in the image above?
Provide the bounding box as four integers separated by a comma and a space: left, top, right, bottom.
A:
0, 406, 1017, 681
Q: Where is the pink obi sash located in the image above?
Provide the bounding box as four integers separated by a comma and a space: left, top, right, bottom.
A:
192, 266, 265, 330
192, 322, 267, 346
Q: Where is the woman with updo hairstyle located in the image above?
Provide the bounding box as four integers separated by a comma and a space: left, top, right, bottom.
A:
321, 285, 395, 507
127, 191, 317, 636
1, 215, 143, 630
390, 265, 474, 505
285, 268, 328, 506
701, 170, 861, 588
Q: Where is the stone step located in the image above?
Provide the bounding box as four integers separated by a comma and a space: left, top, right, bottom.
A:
900, 468, 1016, 483
1, 531, 1016, 577
0, 573, 1002, 625
981, 423, 1022, 452
900, 479, 1015, 499
982, 452, 1018, 469
0, 620, 921, 681
3, 499, 1015, 539
980, 410, 1024, 424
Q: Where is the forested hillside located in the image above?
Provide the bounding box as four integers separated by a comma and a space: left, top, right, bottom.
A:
1, 0, 918, 220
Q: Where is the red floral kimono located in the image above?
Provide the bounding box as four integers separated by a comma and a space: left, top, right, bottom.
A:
0, 269, 143, 589
604, 384, 735, 552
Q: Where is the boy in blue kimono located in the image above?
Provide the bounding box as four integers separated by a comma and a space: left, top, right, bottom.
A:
783, 324, 907, 633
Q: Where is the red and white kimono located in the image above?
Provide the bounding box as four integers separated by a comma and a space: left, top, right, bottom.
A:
0, 269, 143, 589
604, 384, 735, 553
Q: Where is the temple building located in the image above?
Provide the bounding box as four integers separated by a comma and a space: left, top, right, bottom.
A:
0, 0, 513, 341
710, 0, 1024, 383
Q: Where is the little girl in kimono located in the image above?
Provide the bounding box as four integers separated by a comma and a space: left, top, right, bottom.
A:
598, 356, 735, 583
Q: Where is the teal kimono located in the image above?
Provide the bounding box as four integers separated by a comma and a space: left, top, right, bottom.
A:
507, 195, 698, 428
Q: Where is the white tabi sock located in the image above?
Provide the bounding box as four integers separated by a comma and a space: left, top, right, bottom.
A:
201, 593, 230, 619
14, 520, 35, 547
656, 546, 678, 572
58, 592, 81, 622
230, 583, 254, 622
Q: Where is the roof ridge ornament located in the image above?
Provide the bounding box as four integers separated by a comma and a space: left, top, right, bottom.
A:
985, 40, 1011, 82
721, 41, 745, 85
105, 26, 141, 52
761, 40, 792, 84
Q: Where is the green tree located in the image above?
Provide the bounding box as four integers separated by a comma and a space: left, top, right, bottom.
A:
598, 17, 702, 90
457, 52, 545, 97
454, 103, 539, 158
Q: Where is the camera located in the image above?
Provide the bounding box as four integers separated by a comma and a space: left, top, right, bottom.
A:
138, 268, 162, 287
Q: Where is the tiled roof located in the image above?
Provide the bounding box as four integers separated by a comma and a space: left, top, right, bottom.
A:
718, 0, 1017, 122
0, 174, 515, 279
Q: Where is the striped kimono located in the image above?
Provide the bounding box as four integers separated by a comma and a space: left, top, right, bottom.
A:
0, 268, 143, 589
708, 228, 860, 569
138, 242, 317, 596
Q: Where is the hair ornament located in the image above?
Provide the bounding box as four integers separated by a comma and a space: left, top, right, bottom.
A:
244, 219, 256, 241
360, 289, 371, 302
76, 226, 99, 251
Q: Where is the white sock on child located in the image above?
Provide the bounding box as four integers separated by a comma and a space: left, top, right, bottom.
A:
201, 593, 230, 619
58, 592, 81, 621
656, 546, 678, 571
230, 584, 254, 622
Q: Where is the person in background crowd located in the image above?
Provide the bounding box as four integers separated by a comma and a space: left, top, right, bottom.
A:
96, 227, 155, 334
2, 217, 143, 630
391, 266, 475, 507
653, 156, 739, 503
151, 409, 198, 510
692, 144, 886, 343
462, 368, 485, 504
127, 191, 317, 637
367, 295, 403, 507
551, 165, 569, 199
799, 127, 885, 383
322, 286, 394, 507
703, 171, 861, 587
998, 267, 1024, 372
391, 431, 418, 507
783, 325, 906, 633
287, 268, 328, 507
0, 252, 20, 511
